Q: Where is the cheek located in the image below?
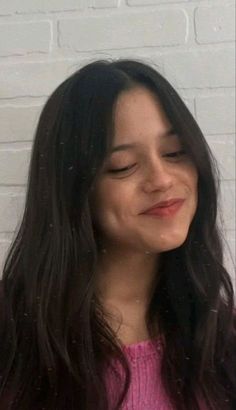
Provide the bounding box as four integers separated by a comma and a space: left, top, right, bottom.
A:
187, 168, 198, 211
177, 165, 198, 209
91, 181, 133, 227
191, 169, 198, 196
182, 163, 198, 190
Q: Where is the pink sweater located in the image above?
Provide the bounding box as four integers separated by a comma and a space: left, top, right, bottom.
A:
104, 337, 207, 410
104, 337, 174, 409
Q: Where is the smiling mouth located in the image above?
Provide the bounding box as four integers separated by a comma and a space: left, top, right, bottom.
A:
142, 199, 185, 218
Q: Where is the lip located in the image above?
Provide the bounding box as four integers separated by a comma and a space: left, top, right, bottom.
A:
141, 198, 185, 218
142, 198, 185, 213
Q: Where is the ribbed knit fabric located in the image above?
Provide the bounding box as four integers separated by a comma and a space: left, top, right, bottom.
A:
104, 337, 208, 410
104, 336, 174, 410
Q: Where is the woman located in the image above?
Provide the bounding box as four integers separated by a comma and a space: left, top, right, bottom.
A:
0, 59, 235, 410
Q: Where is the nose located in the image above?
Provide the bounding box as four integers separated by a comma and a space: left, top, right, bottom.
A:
142, 157, 173, 194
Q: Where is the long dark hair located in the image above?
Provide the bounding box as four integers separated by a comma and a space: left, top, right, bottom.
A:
0, 59, 235, 410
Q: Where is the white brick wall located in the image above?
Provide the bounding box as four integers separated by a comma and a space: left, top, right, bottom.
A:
0, 0, 235, 289
0, 21, 51, 57
163, 48, 235, 88
58, 10, 188, 51
0, 105, 42, 142
0, 0, 84, 14
194, 4, 235, 44
196, 94, 235, 135
89, 0, 119, 8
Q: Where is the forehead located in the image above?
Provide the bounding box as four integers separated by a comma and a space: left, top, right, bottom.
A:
113, 86, 172, 146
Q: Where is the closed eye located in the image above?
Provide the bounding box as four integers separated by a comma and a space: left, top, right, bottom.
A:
108, 150, 187, 173
108, 163, 136, 173
164, 150, 186, 158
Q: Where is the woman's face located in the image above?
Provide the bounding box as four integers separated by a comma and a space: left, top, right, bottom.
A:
91, 86, 198, 254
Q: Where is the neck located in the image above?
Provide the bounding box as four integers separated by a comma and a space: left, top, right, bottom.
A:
95, 245, 160, 306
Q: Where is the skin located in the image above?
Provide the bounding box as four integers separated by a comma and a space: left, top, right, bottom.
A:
91, 86, 198, 345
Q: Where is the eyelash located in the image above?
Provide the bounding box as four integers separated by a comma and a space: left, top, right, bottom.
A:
108, 150, 186, 173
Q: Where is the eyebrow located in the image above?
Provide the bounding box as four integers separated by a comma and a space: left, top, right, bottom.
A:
110, 128, 177, 154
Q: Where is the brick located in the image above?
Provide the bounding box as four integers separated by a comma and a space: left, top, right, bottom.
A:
0, 0, 84, 14
0, 60, 81, 98
0, 22, 51, 57
58, 10, 188, 52
223, 230, 235, 287
0, 233, 13, 242
127, 0, 188, 4
196, 94, 235, 134
206, 134, 235, 180
0, 105, 41, 142
0, 143, 31, 185
163, 48, 235, 88
0, 191, 25, 232
220, 180, 235, 231
90, 0, 119, 7
195, 4, 235, 44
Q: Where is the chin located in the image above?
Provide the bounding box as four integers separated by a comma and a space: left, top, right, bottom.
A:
150, 230, 189, 253
158, 242, 184, 253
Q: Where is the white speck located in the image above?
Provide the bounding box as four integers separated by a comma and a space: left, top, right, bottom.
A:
213, 25, 222, 32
